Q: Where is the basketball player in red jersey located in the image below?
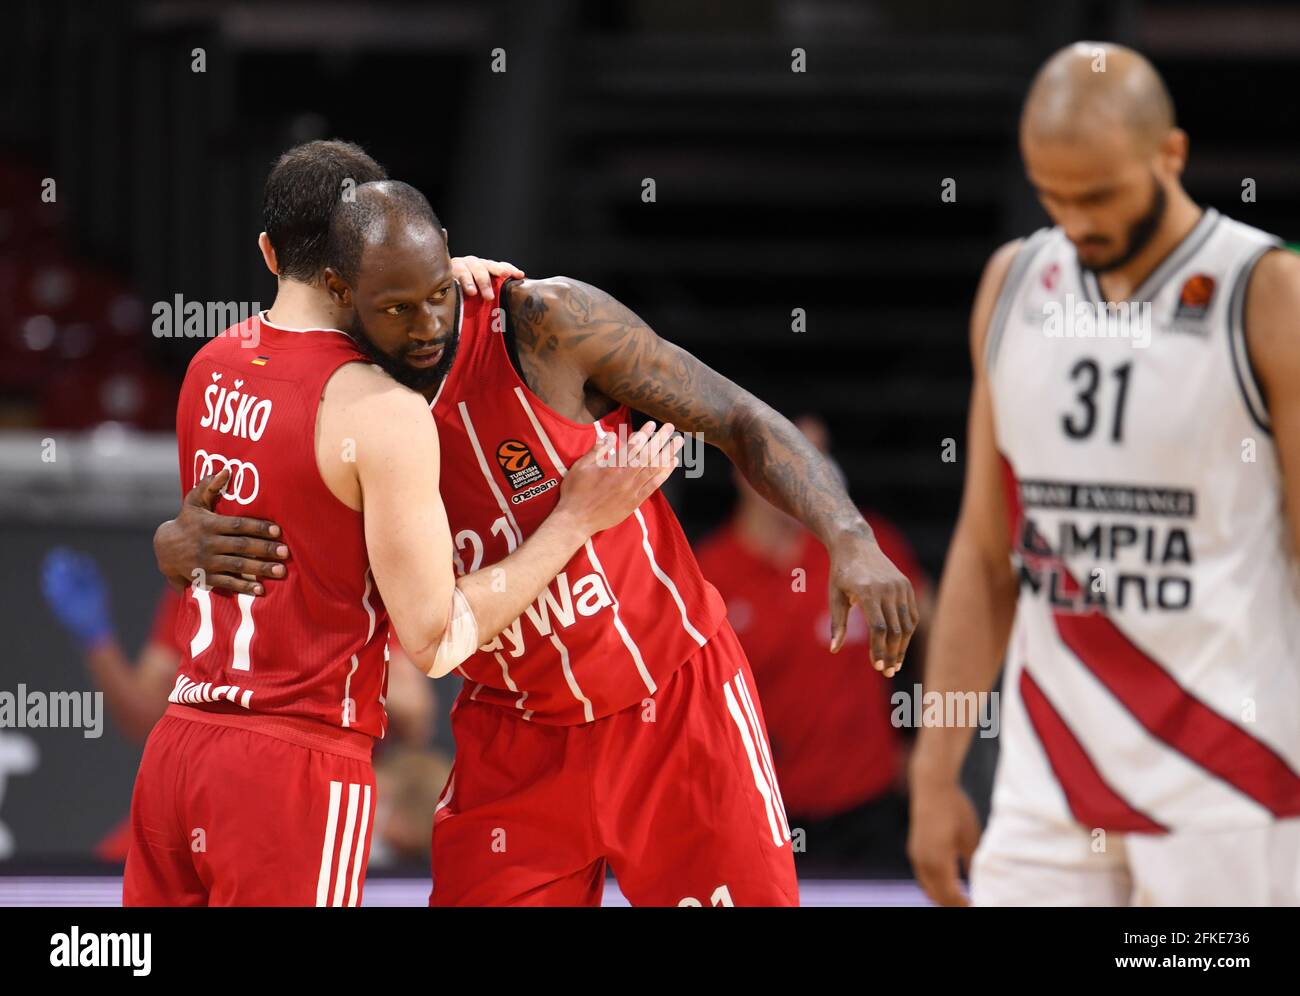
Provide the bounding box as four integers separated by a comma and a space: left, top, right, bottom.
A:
125, 146, 682, 906
159, 173, 918, 906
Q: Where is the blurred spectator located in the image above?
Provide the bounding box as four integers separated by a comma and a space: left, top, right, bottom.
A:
40, 548, 447, 864
41, 549, 180, 742
384, 640, 439, 748
372, 641, 452, 866
0, 154, 172, 430
695, 415, 932, 875
372, 747, 454, 868
41, 549, 183, 860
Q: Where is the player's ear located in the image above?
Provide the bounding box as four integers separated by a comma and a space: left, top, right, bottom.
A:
441, 227, 450, 250
322, 268, 351, 308
1160, 127, 1189, 176
258, 232, 279, 276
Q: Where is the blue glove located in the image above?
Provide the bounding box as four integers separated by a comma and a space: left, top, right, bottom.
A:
41, 548, 114, 649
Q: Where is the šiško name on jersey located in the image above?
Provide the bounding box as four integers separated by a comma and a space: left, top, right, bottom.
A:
172, 313, 391, 742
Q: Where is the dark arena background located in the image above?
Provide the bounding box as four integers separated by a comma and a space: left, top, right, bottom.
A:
1, 0, 1298, 932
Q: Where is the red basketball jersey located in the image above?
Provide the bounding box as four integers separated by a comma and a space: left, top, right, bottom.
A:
171, 314, 391, 740
432, 277, 728, 724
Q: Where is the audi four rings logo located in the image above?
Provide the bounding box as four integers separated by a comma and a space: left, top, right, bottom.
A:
194, 449, 260, 504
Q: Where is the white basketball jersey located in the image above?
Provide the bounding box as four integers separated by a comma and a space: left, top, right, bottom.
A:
986, 207, 1300, 841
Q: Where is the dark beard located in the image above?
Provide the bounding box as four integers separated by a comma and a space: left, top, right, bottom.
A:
348, 298, 461, 396
1085, 178, 1167, 274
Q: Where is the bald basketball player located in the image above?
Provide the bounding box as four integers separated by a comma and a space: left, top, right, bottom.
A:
910, 43, 1300, 906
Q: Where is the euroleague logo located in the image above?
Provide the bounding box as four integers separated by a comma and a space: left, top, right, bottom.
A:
1173, 273, 1215, 321
496, 438, 545, 491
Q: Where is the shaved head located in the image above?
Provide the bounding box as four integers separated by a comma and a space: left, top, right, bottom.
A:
1019, 42, 1189, 273
328, 180, 444, 285
323, 180, 460, 394
1022, 43, 1175, 154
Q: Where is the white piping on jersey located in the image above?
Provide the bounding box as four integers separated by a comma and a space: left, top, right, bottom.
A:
515, 386, 690, 690
340, 570, 377, 730
514, 386, 570, 473
630, 508, 707, 645
378, 652, 389, 741
496, 387, 655, 696
361, 568, 377, 643
550, 633, 594, 723
255, 310, 352, 337
343, 655, 359, 728
736, 668, 791, 840
435, 773, 456, 814
491, 650, 531, 718
582, 538, 657, 695
590, 419, 708, 647
470, 683, 483, 701
458, 401, 524, 546
488, 645, 528, 716
483, 631, 527, 717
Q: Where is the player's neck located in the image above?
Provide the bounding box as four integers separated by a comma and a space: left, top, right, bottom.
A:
265, 277, 349, 332
733, 502, 806, 566
1094, 188, 1202, 302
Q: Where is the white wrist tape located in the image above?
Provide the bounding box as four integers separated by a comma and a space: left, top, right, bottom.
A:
428, 586, 481, 678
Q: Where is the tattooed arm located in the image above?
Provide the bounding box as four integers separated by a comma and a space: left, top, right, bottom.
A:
506, 276, 918, 672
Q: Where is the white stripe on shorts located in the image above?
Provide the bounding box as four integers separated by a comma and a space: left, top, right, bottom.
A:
736, 670, 791, 841
332, 782, 361, 907
316, 780, 343, 906
723, 679, 785, 847
347, 784, 372, 907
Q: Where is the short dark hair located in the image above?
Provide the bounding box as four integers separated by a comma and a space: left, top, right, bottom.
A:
262, 140, 388, 282
327, 180, 443, 285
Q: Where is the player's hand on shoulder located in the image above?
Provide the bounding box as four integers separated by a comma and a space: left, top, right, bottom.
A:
558, 421, 684, 535
155, 469, 288, 597
449, 254, 525, 301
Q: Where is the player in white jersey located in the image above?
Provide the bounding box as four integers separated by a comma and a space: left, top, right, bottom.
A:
908, 42, 1300, 906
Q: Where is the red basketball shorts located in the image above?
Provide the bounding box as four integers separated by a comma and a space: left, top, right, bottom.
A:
430, 620, 800, 906
123, 704, 376, 906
